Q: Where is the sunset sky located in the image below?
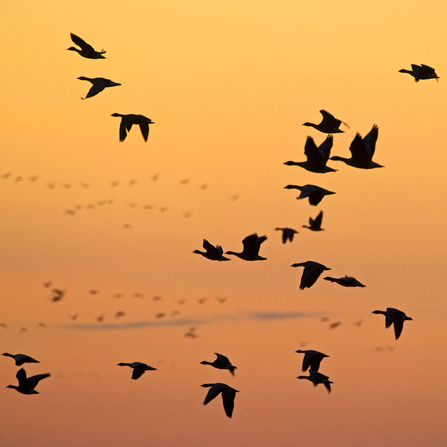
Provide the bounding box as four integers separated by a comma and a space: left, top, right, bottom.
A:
2, 1, 447, 446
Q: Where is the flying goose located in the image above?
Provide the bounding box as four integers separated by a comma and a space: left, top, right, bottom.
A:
117, 362, 157, 380
7, 368, 50, 394
372, 308, 412, 340
285, 184, 335, 206
111, 113, 154, 142
201, 383, 239, 418
302, 211, 324, 231
284, 135, 336, 173
297, 369, 333, 393
323, 276, 366, 287
275, 227, 299, 244
78, 77, 121, 99
291, 261, 331, 289
2, 353, 40, 366
303, 110, 346, 133
225, 233, 267, 260
200, 353, 236, 376
193, 240, 230, 261
399, 64, 439, 82
67, 33, 106, 59
330, 125, 382, 169
296, 349, 329, 372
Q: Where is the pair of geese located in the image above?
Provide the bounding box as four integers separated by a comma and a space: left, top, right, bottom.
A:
68, 33, 153, 142
275, 211, 325, 244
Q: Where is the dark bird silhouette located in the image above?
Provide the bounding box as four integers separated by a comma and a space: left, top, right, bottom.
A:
7, 368, 50, 394
399, 64, 439, 82
51, 288, 65, 302
372, 308, 412, 340
297, 369, 332, 393
296, 350, 329, 372
111, 113, 154, 142
291, 261, 331, 289
285, 184, 335, 206
275, 227, 299, 244
117, 362, 157, 380
201, 383, 239, 418
303, 110, 347, 133
193, 239, 230, 261
67, 33, 106, 59
78, 77, 121, 99
284, 135, 336, 173
302, 211, 324, 231
200, 353, 237, 376
330, 125, 382, 169
324, 276, 366, 287
2, 353, 40, 366
225, 233, 267, 260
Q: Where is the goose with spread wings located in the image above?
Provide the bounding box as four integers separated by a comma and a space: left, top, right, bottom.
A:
68, 33, 106, 59
201, 383, 239, 418
194, 240, 230, 261
111, 114, 154, 142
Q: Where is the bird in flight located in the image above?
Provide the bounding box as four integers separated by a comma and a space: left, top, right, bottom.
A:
291, 261, 331, 289
67, 33, 106, 59
111, 113, 154, 142
323, 276, 366, 287
201, 383, 239, 418
275, 227, 299, 244
193, 239, 230, 261
7, 368, 50, 395
2, 353, 40, 366
78, 77, 121, 99
399, 64, 439, 82
297, 369, 333, 393
372, 307, 413, 340
285, 184, 335, 206
117, 362, 157, 380
302, 211, 324, 231
296, 349, 329, 372
303, 110, 347, 133
200, 353, 237, 376
225, 233, 267, 260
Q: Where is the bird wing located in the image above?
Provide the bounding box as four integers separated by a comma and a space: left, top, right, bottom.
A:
241, 234, 259, 256
222, 389, 237, 417
304, 136, 324, 168
363, 125, 379, 157
203, 239, 218, 256
16, 368, 28, 387
393, 320, 404, 340
319, 135, 333, 163
70, 33, 95, 53
139, 123, 150, 141
27, 373, 50, 388
119, 119, 128, 142
215, 353, 230, 365
84, 82, 106, 99
313, 211, 323, 228
131, 368, 145, 380
349, 133, 371, 163
320, 110, 341, 129
202, 383, 225, 405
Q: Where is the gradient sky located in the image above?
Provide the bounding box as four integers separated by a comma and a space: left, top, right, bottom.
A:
2, 1, 447, 446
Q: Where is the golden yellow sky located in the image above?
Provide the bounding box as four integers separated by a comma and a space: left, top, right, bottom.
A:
2, 1, 447, 446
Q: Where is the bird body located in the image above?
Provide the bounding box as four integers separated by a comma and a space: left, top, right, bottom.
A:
194, 240, 230, 261
201, 383, 239, 418
200, 353, 236, 375
372, 308, 412, 340
303, 110, 345, 133
68, 33, 106, 59
78, 77, 121, 99
285, 184, 335, 206
2, 353, 40, 366
296, 349, 329, 372
399, 64, 439, 82
7, 368, 50, 394
324, 276, 366, 287
117, 362, 157, 380
297, 369, 333, 393
302, 211, 324, 231
275, 227, 298, 244
111, 113, 154, 142
225, 233, 267, 260
291, 261, 331, 289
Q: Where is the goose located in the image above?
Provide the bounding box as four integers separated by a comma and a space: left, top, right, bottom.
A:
78, 77, 121, 99
284, 184, 335, 206
284, 135, 336, 173
330, 125, 382, 169
67, 33, 106, 59
302, 211, 324, 231
275, 227, 299, 244
323, 276, 366, 287
7, 368, 50, 394
372, 308, 412, 340
291, 261, 330, 289
111, 113, 154, 142
2, 353, 40, 366
193, 240, 230, 261
399, 64, 439, 82
295, 349, 329, 372
303, 110, 346, 133
297, 369, 332, 393
200, 353, 236, 376
201, 383, 239, 418
225, 233, 267, 260
117, 362, 157, 380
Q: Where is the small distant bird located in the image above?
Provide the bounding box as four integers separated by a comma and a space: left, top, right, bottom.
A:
285, 184, 335, 206
51, 288, 65, 302
330, 125, 382, 169
200, 353, 237, 376
372, 308, 413, 340
7, 368, 50, 394
328, 321, 342, 329
193, 239, 230, 261
324, 276, 366, 288
111, 113, 154, 142
67, 33, 106, 59
201, 383, 239, 418
302, 211, 324, 231
399, 64, 439, 82
275, 227, 299, 244
2, 353, 40, 366
297, 369, 333, 393
296, 350, 329, 372
117, 362, 157, 380
303, 110, 347, 133
78, 77, 121, 99
291, 261, 331, 289
284, 135, 336, 173
225, 233, 267, 261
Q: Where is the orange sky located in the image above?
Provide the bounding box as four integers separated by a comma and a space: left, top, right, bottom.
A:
2, 1, 447, 446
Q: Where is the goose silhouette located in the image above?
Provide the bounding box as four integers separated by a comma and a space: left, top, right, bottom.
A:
201, 383, 239, 418
194, 240, 230, 261
372, 308, 412, 340
200, 353, 236, 375
275, 227, 299, 244
111, 113, 154, 142
399, 64, 439, 82
2, 353, 40, 366
68, 33, 106, 59
225, 233, 267, 260
302, 211, 324, 231
285, 184, 335, 206
7, 368, 50, 394
296, 349, 329, 372
297, 369, 333, 393
117, 362, 157, 380
78, 77, 121, 99
303, 110, 347, 133
323, 276, 366, 287
291, 261, 331, 289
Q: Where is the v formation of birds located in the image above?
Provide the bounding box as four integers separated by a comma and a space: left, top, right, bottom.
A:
3, 34, 432, 418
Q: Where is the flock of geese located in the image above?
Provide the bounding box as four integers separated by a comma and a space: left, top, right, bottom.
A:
4, 33, 436, 418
